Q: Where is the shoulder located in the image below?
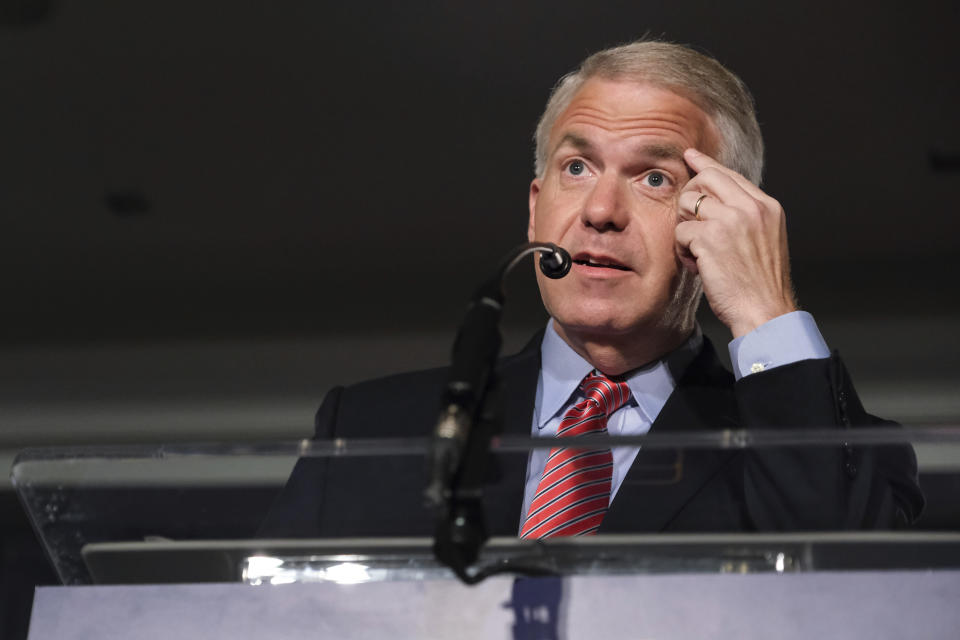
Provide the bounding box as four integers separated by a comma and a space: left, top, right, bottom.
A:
314, 366, 449, 438
342, 365, 451, 401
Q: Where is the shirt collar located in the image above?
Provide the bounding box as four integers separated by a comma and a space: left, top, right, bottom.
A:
538, 320, 595, 429
537, 320, 703, 429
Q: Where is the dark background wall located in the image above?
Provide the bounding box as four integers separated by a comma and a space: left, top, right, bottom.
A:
1, 0, 957, 447
1, 1, 958, 637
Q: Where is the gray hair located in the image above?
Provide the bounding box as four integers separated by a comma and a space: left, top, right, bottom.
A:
534, 40, 764, 185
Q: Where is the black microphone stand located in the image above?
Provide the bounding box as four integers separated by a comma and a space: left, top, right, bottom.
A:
426, 242, 570, 584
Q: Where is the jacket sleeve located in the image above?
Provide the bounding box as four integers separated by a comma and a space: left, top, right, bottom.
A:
734, 352, 925, 530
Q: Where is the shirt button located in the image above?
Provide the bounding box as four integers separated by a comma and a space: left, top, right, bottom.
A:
750, 362, 766, 374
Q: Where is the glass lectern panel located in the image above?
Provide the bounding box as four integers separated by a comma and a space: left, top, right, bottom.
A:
11, 428, 960, 585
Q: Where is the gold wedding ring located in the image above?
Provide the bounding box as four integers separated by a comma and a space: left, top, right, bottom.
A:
694, 194, 708, 221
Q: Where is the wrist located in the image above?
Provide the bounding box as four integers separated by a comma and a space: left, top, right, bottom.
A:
728, 310, 830, 380
728, 303, 798, 339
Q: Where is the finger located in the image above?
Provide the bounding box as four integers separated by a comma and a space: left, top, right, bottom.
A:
684, 148, 766, 198
677, 191, 708, 221
683, 168, 757, 212
677, 190, 737, 222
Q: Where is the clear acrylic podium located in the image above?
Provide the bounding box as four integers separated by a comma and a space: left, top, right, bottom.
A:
12, 429, 960, 639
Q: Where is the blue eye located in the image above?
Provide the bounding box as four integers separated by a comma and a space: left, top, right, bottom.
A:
644, 171, 666, 187
567, 160, 586, 176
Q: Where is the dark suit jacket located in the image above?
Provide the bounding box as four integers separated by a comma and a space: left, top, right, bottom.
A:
259, 332, 924, 537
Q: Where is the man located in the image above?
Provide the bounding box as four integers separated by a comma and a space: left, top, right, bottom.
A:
260, 40, 923, 538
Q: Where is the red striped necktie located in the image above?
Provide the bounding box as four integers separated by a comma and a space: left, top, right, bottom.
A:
520, 371, 632, 539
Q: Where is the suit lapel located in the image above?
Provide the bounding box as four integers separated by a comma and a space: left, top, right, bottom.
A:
600, 338, 741, 532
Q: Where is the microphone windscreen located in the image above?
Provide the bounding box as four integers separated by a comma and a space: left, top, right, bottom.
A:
539, 245, 571, 279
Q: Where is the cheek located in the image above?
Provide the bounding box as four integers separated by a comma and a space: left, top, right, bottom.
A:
645, 203, 682, 250
534, 191, 573, 237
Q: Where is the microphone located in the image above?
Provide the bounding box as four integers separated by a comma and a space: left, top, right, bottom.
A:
425, 242, 571, 510
538, 245, 571, 279
426, 241, 572, 580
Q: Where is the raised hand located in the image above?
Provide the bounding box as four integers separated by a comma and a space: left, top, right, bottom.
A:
675, 148, 797, 338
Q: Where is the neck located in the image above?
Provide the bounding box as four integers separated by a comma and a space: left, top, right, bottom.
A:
552, 321, 693, 376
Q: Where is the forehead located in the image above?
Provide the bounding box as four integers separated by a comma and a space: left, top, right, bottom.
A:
549, 78, 718, 156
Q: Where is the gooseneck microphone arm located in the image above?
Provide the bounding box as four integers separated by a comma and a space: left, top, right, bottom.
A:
502, 241, 573, 282
426, 241, 570, 584
425, 242, 570, 508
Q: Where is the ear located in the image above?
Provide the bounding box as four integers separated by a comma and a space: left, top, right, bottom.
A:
527, 178, 541, 242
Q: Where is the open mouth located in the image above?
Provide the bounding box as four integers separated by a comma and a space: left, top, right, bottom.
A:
572, 253, 631, 271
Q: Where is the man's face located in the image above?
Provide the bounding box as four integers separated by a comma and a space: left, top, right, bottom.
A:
528, 78, 718, 344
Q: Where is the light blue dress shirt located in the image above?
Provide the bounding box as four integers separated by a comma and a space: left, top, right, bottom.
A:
519, 311, 830, 528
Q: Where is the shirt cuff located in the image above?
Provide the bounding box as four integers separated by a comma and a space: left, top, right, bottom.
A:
728, 310, 830, 381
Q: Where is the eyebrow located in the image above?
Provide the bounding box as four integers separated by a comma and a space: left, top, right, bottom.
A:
552, 134, 685, 163
553, 133, 595, 156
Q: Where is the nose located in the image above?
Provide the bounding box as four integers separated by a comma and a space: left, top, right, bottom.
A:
581, 173, 629, 232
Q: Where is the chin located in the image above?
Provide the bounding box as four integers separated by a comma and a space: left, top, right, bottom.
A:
548, 300, 660, 338
562, 315, 657, 340
542, 282, 700, 342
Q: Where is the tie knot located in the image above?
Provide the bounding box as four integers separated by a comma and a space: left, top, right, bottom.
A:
580, 371, 631, 417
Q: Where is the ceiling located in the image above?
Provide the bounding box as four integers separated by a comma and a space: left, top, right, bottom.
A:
1, 1, 958, 345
